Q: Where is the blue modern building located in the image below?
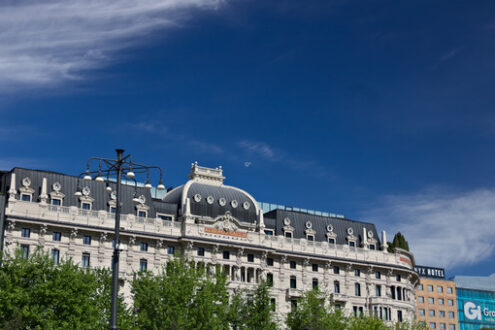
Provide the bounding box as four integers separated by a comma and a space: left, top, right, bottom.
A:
455, 274, 495, 330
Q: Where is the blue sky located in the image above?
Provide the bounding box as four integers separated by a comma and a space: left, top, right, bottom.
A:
1, 0, 495, 277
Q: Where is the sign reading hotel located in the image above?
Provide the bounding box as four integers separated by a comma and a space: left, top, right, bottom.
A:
205, 227, 247, 238
414, 265, 445, 279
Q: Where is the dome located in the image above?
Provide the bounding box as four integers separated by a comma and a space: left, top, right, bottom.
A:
163, 163, 260, 224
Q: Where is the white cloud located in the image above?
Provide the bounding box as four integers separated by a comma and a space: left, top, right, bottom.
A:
238, 140, 278, 160
367, 188, 495, 269
0, 0, 223, 91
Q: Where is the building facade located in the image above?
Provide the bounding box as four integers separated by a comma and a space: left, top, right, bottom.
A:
454, 274, 495, 330
0, 164, 418, 323
414, 266, 458, 330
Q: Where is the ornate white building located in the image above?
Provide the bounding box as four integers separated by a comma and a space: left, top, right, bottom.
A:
0, 163, 418, 323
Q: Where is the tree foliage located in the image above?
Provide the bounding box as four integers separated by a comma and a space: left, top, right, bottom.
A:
388, 232, 410, 252
0, 248, 131, 329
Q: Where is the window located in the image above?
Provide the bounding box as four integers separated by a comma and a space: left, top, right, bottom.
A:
438, 298, 444, 305
328, 238, 335, 244
418, 296, 424, 303
138, 210, 147, 218
440, 323, 446, 330
51, 198, 61, 206
247, 254, 254, 262
21, 244, 29, 259
369, 244, 375, 250
167, 246, 175, 255
419, 322, 425, 327
355, 283, 361, 296
375, 271, 381, 279
334, 281, 340, 294
429, 310, 435, 316
312, 264, 318, 272
354, 269, 360, 277
449, 325, 455, 330
157, 214, 172, 221
397, 310, 403, 323
291, 300, 297, 311
290, 261, 296, 269
376, 285, 381, 297
139, 259, 147, 272
81, 202, 91, 210
21, 228, 30, 238
267, 258, 274, 266
448, 312, 455, 318
82, 253, 90, 268
197, 247, 205, 256
396, 274, 401, 282
110, 207, 117, 214
290, 276, 297, 289
428, 297, 435, 304
53, 232, 61, 241
21, 194, 31, 202
437, 286, 443, 293
83, 235, 91, 245
430, 322, 436, 329
447, 299, 454, 306
312, 278, 318, 289
419, 309, 425, 316
447, 287, 453, 294
264, 230, 273, 235
418, 284, 423, 290
349, 241, 355, 247
285, 232, 292, 238
51, 249, 60, 264
307, 235, 314, 241
333, 266, 340, 274
428, 285, 434, 292
140, 242, 148, 252
439, 311, 445, 318
267, 273, 273, 287
223, 251, 230, 259
270, 298, 276, 311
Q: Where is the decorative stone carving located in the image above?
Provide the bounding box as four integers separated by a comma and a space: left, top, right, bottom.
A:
70, 228, 78, 240
213, 211, 239, 231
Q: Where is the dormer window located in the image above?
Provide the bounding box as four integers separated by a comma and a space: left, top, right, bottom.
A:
264, 230, 273, 236
307, 235, 314, 241
21, 194, 31, 202
81, 202, 91, 210
110, 207, 117, 214
285, 232, 292, 239
138, 210, 147, 218
349, 241, 355, 247
369, 244, 375, 250
328, 238, 335, 244
51, 198, 61, 206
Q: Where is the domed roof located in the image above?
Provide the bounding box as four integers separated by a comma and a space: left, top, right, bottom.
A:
163, 163, 259, 224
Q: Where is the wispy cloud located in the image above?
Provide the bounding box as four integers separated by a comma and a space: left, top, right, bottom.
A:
238, 141, 278, 160
0, 0, 223, 92
367, 188, 495, 269
439, 48, 461, 62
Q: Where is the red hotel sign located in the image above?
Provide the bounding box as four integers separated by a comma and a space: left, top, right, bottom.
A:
400, 256, 412, 266
204, 227, 247, 238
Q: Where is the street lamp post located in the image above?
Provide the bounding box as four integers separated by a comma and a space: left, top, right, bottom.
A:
75, 149, 165, 330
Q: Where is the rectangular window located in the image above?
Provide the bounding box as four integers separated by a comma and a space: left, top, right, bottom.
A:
290, 276, 297, 289
312, 278, 318, 290
264, 230, 273, 235
437, 286, 443, 293
418, 296, 424, 303
438, 298, 444, 305
396, 274, 401, 281
52, 232, 61, 241
267, 273, 274, 287
21, 244, 29, 259
440, 323, 446, 330
290, 261, 296, 269
398, 310, 403, 322
447, 299, 454, 306
223, 251, 230, 259
157, 214, 172, 221
376, 285, 381, 297
51, 199, 61, 206
140, 259, 148, 272
429, 310, 435, 316
82, 253, 90, 268
333, 266, 340, 274
312, 264, 318, 272
21, 194, 31, 202
448, 312, 454, 318
291, 300, 297, 312
51, 249, 60, 265
81, 202, 91, 210
355, 283, 361, 296
285, 232, 292, 238
449, 325, 455, 330
428, 297, 435, 304
140, 242, 148, 252
419, 309, 425, 316
110, 207, 117, 214
375, 271, 381, 279
247, 254, 254, 262
197, 247, 205, 256
447, 287, 453, 294
428, 285, 434, 292
21, 228, 30, 238
349, 241, 355, 247
270, 298, 276, 312
138, 210, 147, 218
418, 284, 423, 290
369, 244, 375, 250
83, 235, 91, 245
167, 246, 175, 255
439, 311, 445, 318
354, 269, 360, 277
307, 235, 314, 241
430, 323, 436, 329
334, 281, 340, 294
328, 238, 335, 244
267, 258, 274, 266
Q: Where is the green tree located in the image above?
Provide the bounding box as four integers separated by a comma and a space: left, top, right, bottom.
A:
0, 248, 132, 329
347, 316, 388, 330
286, 289, 347, 330
229, 281, 278, 330
388, 232, 410, 252
131, 258, 230, 329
